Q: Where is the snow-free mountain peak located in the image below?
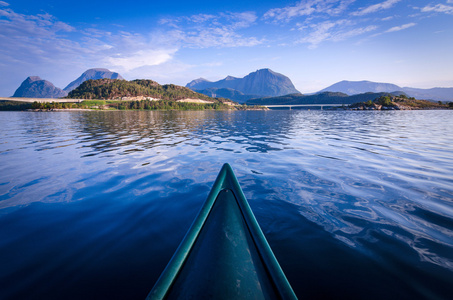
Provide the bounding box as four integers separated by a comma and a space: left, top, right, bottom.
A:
319, 80, 402, 95
318, 80, 453, 101
63, 68, 124, 92
186, 78, 211, 89
13, 76, 67, 98
186, 68, 299, 98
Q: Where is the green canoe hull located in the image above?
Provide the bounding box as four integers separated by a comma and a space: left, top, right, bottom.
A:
146, 163, 297, 299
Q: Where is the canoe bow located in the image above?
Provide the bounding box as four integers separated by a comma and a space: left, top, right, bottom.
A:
147, 163, 297, 299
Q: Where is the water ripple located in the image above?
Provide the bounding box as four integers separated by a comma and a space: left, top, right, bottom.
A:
0, 110, 452, 299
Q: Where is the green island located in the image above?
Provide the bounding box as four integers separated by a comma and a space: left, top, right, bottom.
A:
346, 95, 453, 110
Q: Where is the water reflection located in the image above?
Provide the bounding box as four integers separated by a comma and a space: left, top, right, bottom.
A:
0, 110, 452, 299
68, 111, 294, 156
284, 110, 453, 276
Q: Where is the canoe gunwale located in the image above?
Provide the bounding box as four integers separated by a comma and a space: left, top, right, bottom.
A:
146, 163, 297, 299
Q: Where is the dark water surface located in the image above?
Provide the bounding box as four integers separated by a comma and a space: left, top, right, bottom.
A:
0, 110, 452, 299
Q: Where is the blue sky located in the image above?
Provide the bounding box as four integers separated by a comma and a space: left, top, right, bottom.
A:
1, 0, 453, 96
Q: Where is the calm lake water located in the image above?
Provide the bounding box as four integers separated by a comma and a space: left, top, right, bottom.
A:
0, 110, 452, 299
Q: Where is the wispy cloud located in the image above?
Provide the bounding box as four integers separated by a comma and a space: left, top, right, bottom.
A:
298, 20, 340, 47
159, 11, 262, 48
107, 49, 176, 72
0, 6, 177, 80
0, 8, 75, 36
99, 31, 178, 72
297, 19, 377, 48
420, 4, 453, 15
0, 4, 263, 94
263, 0, 405, 48
351, 0, 401, 16
264, 0, 355, 22
0, 7, 78, 66
385, 22, 416, 33
368, 22, 416, 39
334, 25, 378, 40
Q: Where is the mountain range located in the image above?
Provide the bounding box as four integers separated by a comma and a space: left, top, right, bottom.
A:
12, 68, 124, 98
319, 80, 453, 102
186, 69, 300, 102
192, 87, 259, 103
11, 68, 452, 102
187, 72, 452, 103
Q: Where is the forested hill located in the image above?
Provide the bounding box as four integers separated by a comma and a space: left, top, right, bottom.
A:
67, 79, 229, 102
246, 91, 402, 105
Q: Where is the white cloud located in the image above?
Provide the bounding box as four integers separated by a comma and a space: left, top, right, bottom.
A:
82, 30, 178, 72
189, 14, 216, 23
0, 1, 9, 7
263, 1, 388, 48
82, 28, 112, 38
297, 19, 377, 48
1, 5, 260, 93
264, 1, 319, 21
180, 27, 262, 48
107, 49, 176, 72
421, 4, 453, 15
333, 25, 378, 40
0, 7, 178, 71
0, 6, 179, 95
264, 0, 355, 22
0, 8, 79, 64
228, 11, 258, 29
0, 8, 75, 36
159, 11, 263, 48
351, 0, 401, 16
0, 7, 176, 71
299, 20, 339, 47
385, 22, 416, 33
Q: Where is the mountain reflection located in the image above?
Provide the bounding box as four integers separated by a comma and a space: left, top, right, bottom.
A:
70, 110, 294, 156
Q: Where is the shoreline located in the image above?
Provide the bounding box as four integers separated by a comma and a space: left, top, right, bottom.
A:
18, 107, 450, 112
0, 97, 84, 103
1, 97, 449, 112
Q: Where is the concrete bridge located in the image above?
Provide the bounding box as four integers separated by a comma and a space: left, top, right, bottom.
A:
263, 104, 346, 110
0, 97, 84, 103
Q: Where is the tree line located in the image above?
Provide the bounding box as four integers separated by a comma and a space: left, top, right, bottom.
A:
66, 79, 230, 103
28, 99, 231, 111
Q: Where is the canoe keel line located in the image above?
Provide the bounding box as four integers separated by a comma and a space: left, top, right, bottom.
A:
147, 163, 297, 299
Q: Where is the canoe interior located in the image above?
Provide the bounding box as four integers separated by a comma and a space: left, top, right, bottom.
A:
147, 163, 297, 299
